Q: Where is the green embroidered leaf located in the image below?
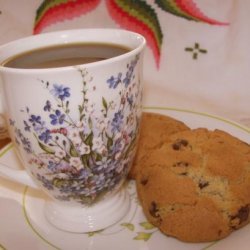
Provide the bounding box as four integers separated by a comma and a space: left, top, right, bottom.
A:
107, 0, 163, 67
155, 0, 195, 21
34, 0, 101, 34
155, 0, 229, 25
139, 221, 156, 230
121, 222, 135, 231
133, 232, 153, 241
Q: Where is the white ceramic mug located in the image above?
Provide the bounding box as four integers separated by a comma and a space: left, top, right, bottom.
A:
0, 29, 146, 232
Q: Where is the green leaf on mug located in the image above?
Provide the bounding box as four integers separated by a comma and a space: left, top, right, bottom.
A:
95, 153, 102, 162
133, 232, 153, 241
124, 137, 136, 158
80, 114, 85, 121
81, 154, 90, 168
53, 178, 72, 188
78, 105, 83, 114
121, 222, 135, 231
105, 132, 113, 150
85, 132, 93, 146
69, 143, 79, 157
79, 131, 85, 142
102, 97, 108, 111
107, 137, 113, 150
38, 141, 55, 154
88, 117, 93, 129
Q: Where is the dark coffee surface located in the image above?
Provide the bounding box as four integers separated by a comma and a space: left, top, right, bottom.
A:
2, 43, 130, 69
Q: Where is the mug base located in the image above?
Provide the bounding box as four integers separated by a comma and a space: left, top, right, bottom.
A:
44, 188, 130, 233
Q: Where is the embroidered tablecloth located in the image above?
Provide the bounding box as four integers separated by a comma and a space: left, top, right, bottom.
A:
1, 0, 250, 127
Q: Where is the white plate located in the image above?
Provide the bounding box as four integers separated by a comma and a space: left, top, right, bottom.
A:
0, 107, 250, 250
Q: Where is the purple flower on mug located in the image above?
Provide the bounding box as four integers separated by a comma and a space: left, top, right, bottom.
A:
39, 129, 52, 143
49, 110, 65, 125
9, 118, 15, 126
37, 173, 54, 190
33, 121, 46, 133
24, 120, 31, 132
123, 70, 133, 87
29, 114, 42, 125
107, 72, 122, 89
14, 128, 33, 153
127, 95, 134, 108
22, 137, 33, 154
111, 111, 124, 132
78, 168, 91, 180
50, 84, 70, 101
43, 100, 52, 112
48, 160, 72, 173
123, 55, 139, 87
48, 161, 59, 172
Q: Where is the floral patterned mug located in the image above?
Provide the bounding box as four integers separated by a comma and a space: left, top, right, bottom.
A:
0, 29, 146, 232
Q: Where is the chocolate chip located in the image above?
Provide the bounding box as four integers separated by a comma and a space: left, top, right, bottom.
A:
149, 201, 160, 218
173, 161, 189, 167
231, 205, 250, 225
172, 139, 189, 150
140, 177, 148, 186
172, 144, 180, 150
179, 172, 188, 176
198, 179, 209, 189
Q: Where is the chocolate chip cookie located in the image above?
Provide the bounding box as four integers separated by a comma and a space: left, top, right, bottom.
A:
136, 128, 250, 242
129, 112, 190, 179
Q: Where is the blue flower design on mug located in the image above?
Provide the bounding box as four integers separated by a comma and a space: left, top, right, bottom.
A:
10, 55, 142, 205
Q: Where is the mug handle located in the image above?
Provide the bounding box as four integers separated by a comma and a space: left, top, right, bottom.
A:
0, 151, 39, 189
0, 114, 9, 139
0, 119, 39, 188
0, 80, 39, 188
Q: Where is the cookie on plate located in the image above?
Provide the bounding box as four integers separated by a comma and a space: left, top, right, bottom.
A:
128, 112, 190, 179
136, 128, 250, 242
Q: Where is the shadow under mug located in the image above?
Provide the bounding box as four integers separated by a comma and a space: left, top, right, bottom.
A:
0, 29, 146, 232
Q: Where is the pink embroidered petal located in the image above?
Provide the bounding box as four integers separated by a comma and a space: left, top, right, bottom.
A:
175, 0, 229, 25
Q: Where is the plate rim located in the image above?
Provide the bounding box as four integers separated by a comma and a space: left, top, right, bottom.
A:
0, 106, 249, 250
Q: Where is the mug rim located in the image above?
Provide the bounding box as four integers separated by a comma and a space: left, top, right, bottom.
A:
0, 28, 146, 73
